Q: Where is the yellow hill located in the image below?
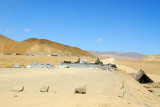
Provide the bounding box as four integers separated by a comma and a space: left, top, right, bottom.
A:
0, 34, 95, 57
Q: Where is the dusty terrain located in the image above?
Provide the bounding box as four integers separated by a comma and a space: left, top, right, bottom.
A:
0, 68, 160, 107
0, 55, 160, 107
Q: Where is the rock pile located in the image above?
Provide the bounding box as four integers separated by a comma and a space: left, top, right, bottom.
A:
101, 63, 117, 70
26, 62, 56, 69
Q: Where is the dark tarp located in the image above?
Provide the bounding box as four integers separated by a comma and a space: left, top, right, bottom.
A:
133, 70, 153, 83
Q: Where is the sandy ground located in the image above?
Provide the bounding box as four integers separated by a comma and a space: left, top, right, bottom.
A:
0, 68, 159, 107
0, 55, 160, 107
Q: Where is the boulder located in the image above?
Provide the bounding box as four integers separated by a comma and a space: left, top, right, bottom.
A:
26, 65, 32, 68
40, 86, 49, 92
12, 86, 24, 92
80, 59, 87, 64
75, 86, 86, 94
12, 65, 21, 68
45, 63, 56, 69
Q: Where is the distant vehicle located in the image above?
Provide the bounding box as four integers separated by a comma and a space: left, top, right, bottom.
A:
16, 53, 21, 55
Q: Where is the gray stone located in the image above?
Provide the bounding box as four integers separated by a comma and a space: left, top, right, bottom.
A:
108, 63, 112, 69
26, 65, 32, 68
59, 62, 63, 66
12, 65, 21, 68
12, 86, 24, 92
45, 64, 56, 69
101, 63, 118, 70
154, 93, 160, 96
80, 59, 87, 64
40, 86, 49, 92
26, 62, 56, 69
75, 86, 86, 94
61, 65, 70, 68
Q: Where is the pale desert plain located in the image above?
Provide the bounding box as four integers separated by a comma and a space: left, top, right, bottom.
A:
0, 54, 160, 107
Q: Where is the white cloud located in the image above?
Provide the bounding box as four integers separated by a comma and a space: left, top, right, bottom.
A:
24, 28, 31, 32
6, 29, 14, 33
6, 29, 10, 33
97, 38, 104, 42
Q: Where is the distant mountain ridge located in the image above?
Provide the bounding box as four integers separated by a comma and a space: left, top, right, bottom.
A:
0, 34, 95, 57
89, 51, 146, 60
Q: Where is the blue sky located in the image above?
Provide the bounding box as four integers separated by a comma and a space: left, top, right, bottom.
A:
0, 0, 160, 55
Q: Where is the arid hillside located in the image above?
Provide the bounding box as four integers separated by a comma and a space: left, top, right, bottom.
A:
0, 35, 95, 57
141, 55, 160, 62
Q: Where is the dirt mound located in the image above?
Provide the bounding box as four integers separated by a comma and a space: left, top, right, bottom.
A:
0, 35, 94, 57
141, 55, 160, 62
101, 58, 116, 64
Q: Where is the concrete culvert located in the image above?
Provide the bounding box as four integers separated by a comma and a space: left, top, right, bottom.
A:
133, 70, 153, 83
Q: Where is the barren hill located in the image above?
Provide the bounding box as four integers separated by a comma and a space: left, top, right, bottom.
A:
0, 35, 94, 57
89, 51, 146, 60
141, 55, 160, 62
